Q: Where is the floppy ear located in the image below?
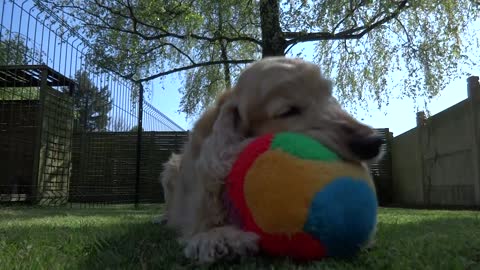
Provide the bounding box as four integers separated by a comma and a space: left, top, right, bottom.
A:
211, 95, 243, 143
189, 89, 234, 158
192, 89, 234, 135
196, 90, 252, 191
215, 89, 234, 108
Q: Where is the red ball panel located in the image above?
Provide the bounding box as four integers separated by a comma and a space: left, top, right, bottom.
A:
226, 133, 327, 260
257, 231, 326, 260
226, 134, 274, 230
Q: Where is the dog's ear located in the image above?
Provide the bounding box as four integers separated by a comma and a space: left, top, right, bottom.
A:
214, 89, 233, 107
210, 89, 238, 133
195, 90, 250, 183
189, 90, 235, 158
212, 97, 241, 138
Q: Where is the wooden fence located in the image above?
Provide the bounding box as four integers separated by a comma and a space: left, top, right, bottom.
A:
391, 76, 480, 208
1, 67, 74, 205
0, 100, 38, 200
369, 128, 394, 206
69, 129, 393, 206
69, 131, 188, 203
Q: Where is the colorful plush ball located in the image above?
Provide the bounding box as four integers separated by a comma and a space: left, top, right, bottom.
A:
224, 132, 378, 261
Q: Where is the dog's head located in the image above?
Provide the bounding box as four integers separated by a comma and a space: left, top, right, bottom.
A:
224, 56, 383, 163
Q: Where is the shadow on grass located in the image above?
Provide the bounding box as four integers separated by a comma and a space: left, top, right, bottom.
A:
1, 207, 480, 270
81, 214, 480, 270
85, 215, 480, 270
0, 204, 163, 221
78, 222, 187, 270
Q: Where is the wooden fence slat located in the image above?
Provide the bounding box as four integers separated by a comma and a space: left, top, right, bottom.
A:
70, 130, 392, 205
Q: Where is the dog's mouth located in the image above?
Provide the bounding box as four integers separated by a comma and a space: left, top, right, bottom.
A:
348, 135, 384, 161
300, 128, 384, 163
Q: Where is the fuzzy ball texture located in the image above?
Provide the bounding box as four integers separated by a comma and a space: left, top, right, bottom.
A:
225, 132, 378, 260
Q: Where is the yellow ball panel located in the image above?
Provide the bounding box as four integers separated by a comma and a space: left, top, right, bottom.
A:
243, 149, 374, 234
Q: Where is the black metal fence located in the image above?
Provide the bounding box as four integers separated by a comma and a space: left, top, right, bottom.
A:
369, 128, 394, 206
70, 131, 188, 204
0, 65, 76, 205
0, 0, 394, 207
0, 0, 185, 207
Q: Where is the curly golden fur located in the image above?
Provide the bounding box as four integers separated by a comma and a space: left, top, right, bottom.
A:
159, 57, 383, 263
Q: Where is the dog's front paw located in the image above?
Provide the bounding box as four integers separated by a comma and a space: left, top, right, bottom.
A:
183, 226, 259, 263
184, 232, 229, 263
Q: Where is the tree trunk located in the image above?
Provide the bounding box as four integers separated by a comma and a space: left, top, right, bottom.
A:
217, 4, 232, 88
220, 42, 232, 88
259, 0, 286, 58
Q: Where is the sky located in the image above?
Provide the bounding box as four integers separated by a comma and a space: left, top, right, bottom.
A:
3, 1, 478, 137
147, 43, 475, 137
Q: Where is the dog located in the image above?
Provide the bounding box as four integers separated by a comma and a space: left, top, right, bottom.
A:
160, 56, 384, 263
153, 153, 182, 225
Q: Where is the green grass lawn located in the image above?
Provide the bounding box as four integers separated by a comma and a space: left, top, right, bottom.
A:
0, 205, 479, 270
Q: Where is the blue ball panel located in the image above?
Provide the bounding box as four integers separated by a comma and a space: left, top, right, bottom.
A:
303, 177, 378, 257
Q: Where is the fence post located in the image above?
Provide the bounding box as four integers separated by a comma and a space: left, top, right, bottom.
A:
31, 68, 49, 204
416, 111, 427, 205
134, 82, 144, 208
467, 75, 480, 206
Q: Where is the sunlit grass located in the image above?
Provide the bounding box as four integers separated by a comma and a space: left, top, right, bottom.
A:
0, 205, 479, 270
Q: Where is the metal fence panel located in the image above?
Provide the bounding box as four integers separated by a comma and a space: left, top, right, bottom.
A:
0, 0, 184, 207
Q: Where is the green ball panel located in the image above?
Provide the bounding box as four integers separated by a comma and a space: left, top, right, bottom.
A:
270, 132, 340, 162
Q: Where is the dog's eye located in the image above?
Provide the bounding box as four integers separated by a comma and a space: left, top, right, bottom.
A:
276, 106, 302, 118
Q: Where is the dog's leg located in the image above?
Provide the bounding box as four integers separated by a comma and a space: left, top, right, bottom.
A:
155, 153, 182, 226
193, 100, 250, 229
181, 139, 257, 263
363, 223, 377, 251
183, 226, 259, 263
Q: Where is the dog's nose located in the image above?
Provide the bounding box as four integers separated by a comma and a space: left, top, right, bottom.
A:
348, 135, 384, 160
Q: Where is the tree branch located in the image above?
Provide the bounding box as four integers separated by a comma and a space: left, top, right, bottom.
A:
332, 0, 365, 33
83, 21, 197, 65
104, 59, 256, 84
285, 0, 409, 45
123, 0, 261, 45
394, 17, 413, 45
45, 0, 262, 45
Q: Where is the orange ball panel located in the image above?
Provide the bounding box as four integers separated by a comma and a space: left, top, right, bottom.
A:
243, 149, 374, 234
